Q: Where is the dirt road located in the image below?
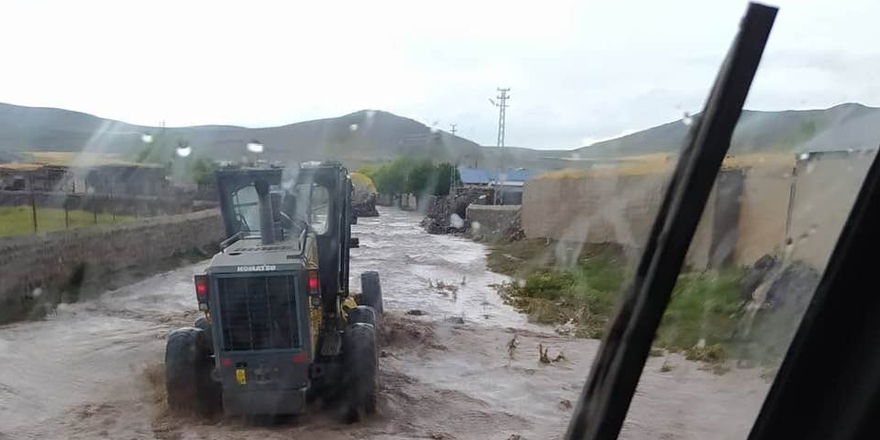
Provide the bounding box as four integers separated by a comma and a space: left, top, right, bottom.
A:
0, 208, 769, 440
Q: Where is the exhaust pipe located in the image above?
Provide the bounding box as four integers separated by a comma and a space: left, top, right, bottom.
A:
254, 179, 275, 245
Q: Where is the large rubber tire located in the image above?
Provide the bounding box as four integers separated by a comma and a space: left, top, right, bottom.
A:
165, 327, 220, 415
348, 305, 377, 328
193, 316, 214, 354
360, 271, 383, 316
342, 323, 379, 420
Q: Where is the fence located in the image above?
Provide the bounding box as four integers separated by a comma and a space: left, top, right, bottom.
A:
0, 190, 215, 237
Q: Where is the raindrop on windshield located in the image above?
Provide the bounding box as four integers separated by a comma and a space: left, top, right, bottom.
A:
176, 146, 192, 157
141, 133, 153, 144
682, 112, 694, 126
246, 142, 264, 153
798, 152, 810, 160
349, 123, 359, 132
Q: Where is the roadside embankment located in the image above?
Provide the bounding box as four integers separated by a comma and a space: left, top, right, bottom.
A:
0, 209, 223, 323
487, 239, 815, 371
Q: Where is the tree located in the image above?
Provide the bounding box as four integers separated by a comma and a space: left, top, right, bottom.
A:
191, 157, 218, 185
362, 159, 459, 198
405, 159, 435, 195
433, 162, 459, 196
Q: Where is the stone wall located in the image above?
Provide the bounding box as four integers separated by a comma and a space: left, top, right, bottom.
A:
0, 209, 223, 319
466, 205, 520, 241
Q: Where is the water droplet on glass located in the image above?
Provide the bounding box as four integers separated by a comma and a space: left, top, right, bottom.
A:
449, 213, 464, 228
572, 152, 581, 160
430, 126, 440, 134
175, 146, 192, 157
847, 148, 855, 153
798, 152, 810, 160
32, 287, 43, 298
782, 172, 791, 178
366, 110, 376, 119
472, 221, 482, 231
805, 162, 816, 174
808, 224, 818, 236
141, 133, 153, 144
682, 112, 694, 127
246, 142, 264, 153
349, 124, 359, 132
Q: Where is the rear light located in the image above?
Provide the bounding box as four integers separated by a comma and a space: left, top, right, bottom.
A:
195, 275, 209, 304
292, 352, 307, 364
307, 270, 319, 294
221, 358, 233, 367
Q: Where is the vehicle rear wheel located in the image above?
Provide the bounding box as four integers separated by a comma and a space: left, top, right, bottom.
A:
342, 323, 378, 421
193, 316, 214, 353
348, 305, 377, 328
165, 327, 220, 416
360, 271, 383, 315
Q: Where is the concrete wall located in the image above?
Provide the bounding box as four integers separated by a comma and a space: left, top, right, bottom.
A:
522, 171, 717, 268
466, 204, 520, 241
0, 209, 223, 316
788, 152, 872, 269
734, 166, 792, 266
522, 152, 876, 271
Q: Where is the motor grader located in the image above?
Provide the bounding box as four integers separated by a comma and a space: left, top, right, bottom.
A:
164, 162, 383, 419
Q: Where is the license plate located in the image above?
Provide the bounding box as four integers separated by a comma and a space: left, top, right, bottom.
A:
235, 368, 247, 385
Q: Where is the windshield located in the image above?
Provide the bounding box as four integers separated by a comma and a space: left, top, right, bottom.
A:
2, 2, 879, 440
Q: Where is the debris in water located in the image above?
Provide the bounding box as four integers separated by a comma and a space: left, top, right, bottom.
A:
507, 334, 518, 359
406, 309, 427, 316
446, 316, 465, 325
558, 399, 573, 411
539, 344, 550, 364
538, 344, 565, 364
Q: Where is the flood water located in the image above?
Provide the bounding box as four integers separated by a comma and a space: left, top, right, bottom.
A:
0, 207, 768, 440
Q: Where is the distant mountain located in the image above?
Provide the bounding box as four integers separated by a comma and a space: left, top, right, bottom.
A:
575, 103, 880, 157
0, 103, 486, 169
3, 101, 878, 171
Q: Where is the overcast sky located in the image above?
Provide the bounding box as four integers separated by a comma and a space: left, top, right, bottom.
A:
0, 0, 877, 150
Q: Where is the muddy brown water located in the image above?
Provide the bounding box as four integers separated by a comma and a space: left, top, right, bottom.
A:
0, 207, 770, 439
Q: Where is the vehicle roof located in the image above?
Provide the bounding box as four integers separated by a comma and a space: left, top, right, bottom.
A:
207, 236, 305, 274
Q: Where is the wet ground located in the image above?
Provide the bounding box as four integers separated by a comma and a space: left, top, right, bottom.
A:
0, 207, 769, 440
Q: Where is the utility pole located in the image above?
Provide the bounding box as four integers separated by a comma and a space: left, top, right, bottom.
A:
449, 124, 458, 196
490, 87, 510, 204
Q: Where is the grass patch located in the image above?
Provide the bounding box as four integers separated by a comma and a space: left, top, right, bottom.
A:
0, 206, 135, 237
490, 239, 746, 358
